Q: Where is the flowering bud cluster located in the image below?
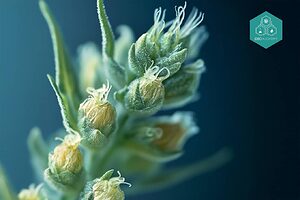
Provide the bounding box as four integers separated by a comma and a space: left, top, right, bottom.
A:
123, 3, 206, 115
19, 1, 213, 200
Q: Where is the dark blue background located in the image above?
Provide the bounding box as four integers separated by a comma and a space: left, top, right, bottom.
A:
0, 0, 299, 199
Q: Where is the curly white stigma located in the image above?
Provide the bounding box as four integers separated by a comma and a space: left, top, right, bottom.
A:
86, 80, 112, 103
151, 7, 166, 38
93, 171, 131, 193
154, 7, 166, 26
144, 64, 170, 82
79, 81, 116, 132
153, 2, 204, 38
109, 171, 132, 187
167, 2, 187, 34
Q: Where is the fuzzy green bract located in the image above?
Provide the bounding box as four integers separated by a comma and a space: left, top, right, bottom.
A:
0, 0, 232, 200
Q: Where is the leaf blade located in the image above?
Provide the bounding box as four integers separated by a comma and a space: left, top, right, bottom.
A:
127, 148, 233, 195
27, 127, 49, 180
47, 75, 77, 131
39, 0, 80, 111
0, 165, 17, 200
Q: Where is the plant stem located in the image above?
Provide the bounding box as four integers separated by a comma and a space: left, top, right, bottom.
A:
89, 113, 130, 178
59, 188, 80, 200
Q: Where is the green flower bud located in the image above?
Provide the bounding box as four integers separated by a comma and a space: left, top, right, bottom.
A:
18, 184, 46, 200
125, 66, 170, 115
125, 112, 199, 162
128, 3, 204, 77
151, 112, 199, 152
78, 82, 116, 148
45, 132, 85, 191
80, 170, 131, 200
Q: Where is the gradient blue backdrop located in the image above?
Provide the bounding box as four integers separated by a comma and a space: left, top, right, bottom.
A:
0, 0, 299, 199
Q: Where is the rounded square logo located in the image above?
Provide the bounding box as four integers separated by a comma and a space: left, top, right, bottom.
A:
250, 11, 282, 48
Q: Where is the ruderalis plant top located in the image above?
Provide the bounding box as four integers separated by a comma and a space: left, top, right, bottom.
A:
0, 0, 232, 200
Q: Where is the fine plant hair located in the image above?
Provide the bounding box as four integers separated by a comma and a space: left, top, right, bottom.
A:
0, 0, 232, 199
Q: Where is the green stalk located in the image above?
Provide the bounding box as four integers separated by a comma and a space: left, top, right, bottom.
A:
89, 114, 130, 178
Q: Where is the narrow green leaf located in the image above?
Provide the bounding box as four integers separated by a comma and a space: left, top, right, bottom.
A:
128, 34, 153, 76
0, 165, 17, 200
156, 48, 187, 74
99, 169, 114, 181
163, 59, 205, 109
127, 148, 233, 195
47, 75, 77, 131
39, 0, 80, 111
27, 127, 49, 180
97, 0, 115, 58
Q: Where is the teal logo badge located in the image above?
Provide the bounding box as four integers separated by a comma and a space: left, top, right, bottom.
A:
250, 11, 282, 48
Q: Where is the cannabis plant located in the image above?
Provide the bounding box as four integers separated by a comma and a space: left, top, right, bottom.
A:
0, 0, 232, 199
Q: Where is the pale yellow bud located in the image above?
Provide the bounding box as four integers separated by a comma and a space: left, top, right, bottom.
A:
79, 82, 116, 136
125, 66, 170, 114
49, 133, 83, 174
92, 171, 131, 200
93, 180, 124, 200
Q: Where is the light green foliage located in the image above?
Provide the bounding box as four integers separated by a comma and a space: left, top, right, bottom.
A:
0, 0, 233, 200
0, 165, 17, 200
40, 0, 80, 131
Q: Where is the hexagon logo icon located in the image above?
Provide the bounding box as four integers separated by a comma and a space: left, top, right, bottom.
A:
250, 11, 282, 48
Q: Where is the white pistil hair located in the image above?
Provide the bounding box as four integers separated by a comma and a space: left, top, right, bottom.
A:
152, 2, 204, 38
109, 171, 132, 187
93, 171, 132, 193
181, 8, 204, 38
152, 7, 166, 37
79, 81, 114, 127
168, 2, 187, 34
154, 7, 166, 25
86, 80, 112, 104
144, 65, 170, 82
